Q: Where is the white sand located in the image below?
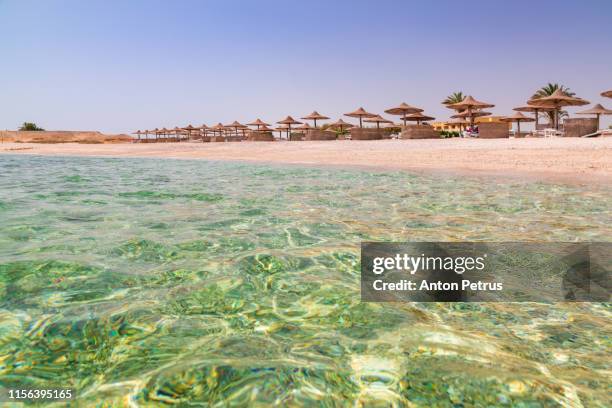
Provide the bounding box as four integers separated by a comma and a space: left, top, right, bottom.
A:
2, 138, 611, 185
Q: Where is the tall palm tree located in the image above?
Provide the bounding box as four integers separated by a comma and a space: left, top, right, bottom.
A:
531, 83, 575, 125
442, 91, 465, 105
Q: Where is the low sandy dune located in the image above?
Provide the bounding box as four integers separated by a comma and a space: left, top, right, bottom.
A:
0, 130, 130, 143
2, 138, 611, 185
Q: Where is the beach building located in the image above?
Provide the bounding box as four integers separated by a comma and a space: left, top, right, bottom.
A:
433, 116, 511, 131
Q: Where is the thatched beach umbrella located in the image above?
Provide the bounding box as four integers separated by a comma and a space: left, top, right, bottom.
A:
182, 124, 196, 140
179, 127, 188, 141
400, 112, 435, 125
601, 90, 612, 98
527, 89, 589, 129
173, 126, 185, 141
344, 107, 376, 128
296, 123, 313, 133
160, 127, 169, 142
447, 96, 495, 126
247, 118, 271, 131
513, 105, 555, 129
451, 110, 491, 119
245, 125, 273, 141
188, 127, 199, 140
225, 120, 248, 138
501, 112, 534, 138
363, 114, 393, 129
328, 118, 354, 132
576, 104, 612, 129
166, 128, 176, 140
132, 130, 142, 141
277, 116, 302, 140
211, 123, 226, 138
195, 124, 209, 139
256, 125, 274, 133
274, 125, 288, 139
385, 102, 424, 126
151, 128, 160, 141
301, 111, 330, 128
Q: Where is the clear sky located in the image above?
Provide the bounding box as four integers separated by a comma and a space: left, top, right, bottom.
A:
1, 0, 611, 133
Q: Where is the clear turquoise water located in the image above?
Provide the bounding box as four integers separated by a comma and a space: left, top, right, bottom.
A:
0, 155, 610, 407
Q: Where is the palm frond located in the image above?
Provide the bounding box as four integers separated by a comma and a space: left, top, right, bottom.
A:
442, 91, 465, 105
531, 83, 575, 100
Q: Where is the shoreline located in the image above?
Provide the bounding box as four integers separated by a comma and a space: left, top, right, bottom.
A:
2, 138, 611, 186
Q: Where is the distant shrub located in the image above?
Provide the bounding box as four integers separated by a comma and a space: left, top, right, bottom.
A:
19, 122, 45, 131
439, 130, 461, 138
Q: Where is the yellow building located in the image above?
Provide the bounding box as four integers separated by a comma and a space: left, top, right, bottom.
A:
475, 116, 511, 126
432, 121, 460, 131
433, 116, 511, 131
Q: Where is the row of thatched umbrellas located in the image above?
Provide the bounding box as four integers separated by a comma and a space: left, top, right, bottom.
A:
510, 89, 612, 133
444, 89, 612, 136
133, 90, 611, 140
133, 103, 437, 140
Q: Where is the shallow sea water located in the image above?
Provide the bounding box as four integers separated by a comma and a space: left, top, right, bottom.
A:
0, 155, 610, 407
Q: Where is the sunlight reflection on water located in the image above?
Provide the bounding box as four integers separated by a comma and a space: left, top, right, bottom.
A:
0, 155, 610, 406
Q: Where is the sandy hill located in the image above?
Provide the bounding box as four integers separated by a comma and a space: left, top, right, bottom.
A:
0, 130, 131, 144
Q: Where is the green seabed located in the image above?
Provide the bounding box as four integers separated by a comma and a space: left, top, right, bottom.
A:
0, 155, 610, 407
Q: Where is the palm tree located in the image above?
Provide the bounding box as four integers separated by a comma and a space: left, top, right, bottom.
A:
442, 91, 465, 105
531, 83, 574, 125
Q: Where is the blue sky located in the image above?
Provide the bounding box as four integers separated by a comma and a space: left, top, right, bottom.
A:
1, 0, 611, 133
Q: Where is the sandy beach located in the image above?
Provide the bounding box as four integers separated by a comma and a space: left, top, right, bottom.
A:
2, 138, 611, 185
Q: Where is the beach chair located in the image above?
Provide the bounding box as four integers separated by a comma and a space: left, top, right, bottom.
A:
544, 128, 564, 138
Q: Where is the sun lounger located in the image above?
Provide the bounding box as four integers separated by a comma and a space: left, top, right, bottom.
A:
544, 128, 564, 138
582, 129, 612, 138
